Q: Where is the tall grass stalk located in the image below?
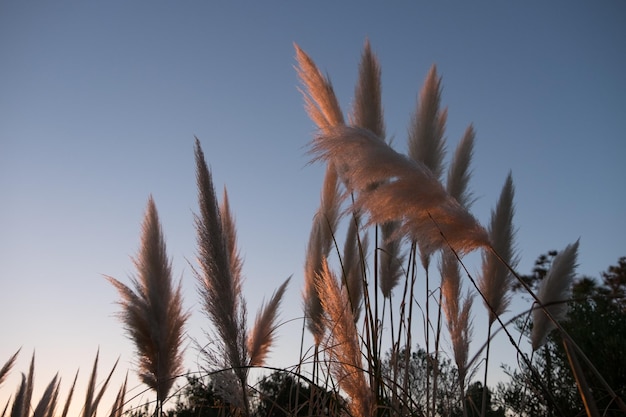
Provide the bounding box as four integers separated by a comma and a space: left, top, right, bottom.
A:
295, 43, 345, 395
407, 65, 448, 417
106, 196, 188, 416
194, 138, 249, 413
317, 259, 374, 417
303, 163, 341, 348
477, 173, 516, 417
442, 125, 476, 417
194, 138, 290, 415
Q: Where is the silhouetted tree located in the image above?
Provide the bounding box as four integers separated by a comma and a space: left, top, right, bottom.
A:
254, 371, 341, 417
463, 381, 505, 417
167, 375, 227, 417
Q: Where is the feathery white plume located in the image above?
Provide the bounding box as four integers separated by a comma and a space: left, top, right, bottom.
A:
531, 240, 580, 350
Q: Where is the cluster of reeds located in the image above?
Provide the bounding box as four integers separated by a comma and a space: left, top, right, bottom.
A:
105, 139, 291, 417
294, 40, 625, 417
3, 40, 624, 417
0, 350, 126, 417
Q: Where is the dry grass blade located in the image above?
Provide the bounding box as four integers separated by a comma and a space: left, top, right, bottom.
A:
317, 260, 373, 417
44, 377, 60, 417
12, 353, 36, 417
310, 125, 489, 255
248, 277, 291, 366
32, 374, 58, 417
408, 64, 447, 181
89, 357, 119, 417
59, 370, 78, 417
476, 173, 516, 417
108, 372, 128, 417
106, 195, 188, 406
294, 43, 344, 130
352, 39, 385, 138
0, 350, 20, 388
81, 351, 100, 417
10, 373, 26, 417
532, 240, 580, 350
479, 172, 518, 324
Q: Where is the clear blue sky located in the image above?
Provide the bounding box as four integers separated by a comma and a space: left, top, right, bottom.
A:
1, 1, 625, 412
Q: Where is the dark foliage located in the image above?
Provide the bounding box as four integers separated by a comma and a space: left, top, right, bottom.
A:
167, 375, 227, 417
498, 254, 626, 416
254, 371, 341, 417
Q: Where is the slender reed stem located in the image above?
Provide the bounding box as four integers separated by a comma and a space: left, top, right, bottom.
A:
480, 324, 492, 417
402, 243, 418, 413
562, 338, 600, 417
432, 287, 443, 417
424, 264, 431, 417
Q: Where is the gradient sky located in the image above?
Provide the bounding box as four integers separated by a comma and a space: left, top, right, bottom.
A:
1, 1, 625, 413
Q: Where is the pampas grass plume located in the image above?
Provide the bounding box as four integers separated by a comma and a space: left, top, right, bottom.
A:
342, 213, 367, 321
303, 163, 341, 344
531, 240, 580, 350
378, 220, 405, 298
440, 250, 473, 389
194, 138, 247, 373
294, 43, 344, 130
479, 172, 517, 324
248, 277, 291, 366
318, 260, 374, 417
310, 125, 489, 255
447, 125, 475, 208
106, 196, 187, 407
352, 39, 384, 138
408, 64, 447, 181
